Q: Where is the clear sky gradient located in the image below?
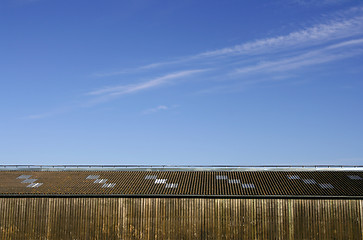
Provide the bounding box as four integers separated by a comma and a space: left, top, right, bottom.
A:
1, 0, 362, 165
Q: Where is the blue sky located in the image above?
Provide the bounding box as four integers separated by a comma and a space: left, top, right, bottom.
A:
1, 0, 363, 165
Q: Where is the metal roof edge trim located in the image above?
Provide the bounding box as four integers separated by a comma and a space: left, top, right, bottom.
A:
0, 165, 363, 172
0, 194, 362, 199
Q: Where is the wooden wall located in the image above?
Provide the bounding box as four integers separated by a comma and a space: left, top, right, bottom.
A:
0, 198, 362, 239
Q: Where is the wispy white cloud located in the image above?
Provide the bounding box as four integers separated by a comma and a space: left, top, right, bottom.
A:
142, 105, 169, 115
198, 37, 363, 95
196, 75, 292, 95
27, 6, 363, 119
325, 38, 363, 49
92, 70, 131, 78
234, 38, 363, 75
290, 0, 352, 6
87, 69, 208, 96
93, 6, 363, 78
26, 70, 205, 120
91, 61, 176, 77
92, 57, 197, 78
199, 13, 363, 57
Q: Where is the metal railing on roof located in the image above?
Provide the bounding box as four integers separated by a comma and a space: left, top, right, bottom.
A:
0, 165, 362, 171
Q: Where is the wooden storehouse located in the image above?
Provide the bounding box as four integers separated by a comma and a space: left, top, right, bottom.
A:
0, 165, 362, 239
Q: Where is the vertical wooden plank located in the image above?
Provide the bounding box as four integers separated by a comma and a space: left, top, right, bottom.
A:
0, 199, 3, 239
358, 199, 363, 240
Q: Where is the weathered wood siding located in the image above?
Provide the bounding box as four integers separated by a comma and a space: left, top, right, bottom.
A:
0, 198, 362, 240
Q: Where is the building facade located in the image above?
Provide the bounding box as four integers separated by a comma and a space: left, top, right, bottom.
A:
0, 165, 362, 239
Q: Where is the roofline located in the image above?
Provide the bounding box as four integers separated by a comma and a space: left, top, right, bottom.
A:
0, 193, 362, 199
0, 165, 362, 171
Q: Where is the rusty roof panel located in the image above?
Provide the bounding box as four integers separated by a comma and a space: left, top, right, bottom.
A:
0, 170, 362, 197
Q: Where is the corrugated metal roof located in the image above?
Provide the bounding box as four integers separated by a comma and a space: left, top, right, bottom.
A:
0, 169, 362, 198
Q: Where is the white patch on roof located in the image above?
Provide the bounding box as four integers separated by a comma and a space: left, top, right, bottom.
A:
155, 179, 167, 184
86, 175, 100, 179
86, 175, 116, 188
146, 175, 178, 188
319, 183, 334, 189
348, 175, 362, 180
228, 179, 241, 184
241, 183, 255, 188
102, 183, 116, 188
27, 183, 43, 188
287, 175, 300, 180
302, 179, 316, 184
165, 183, 178, 188
17, 175, 32, 179
94, 179, 107, 184
216, 175, 228, 180
22, 179, 37, 184
145, 175, 158, 180
16, 176, 43, 188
